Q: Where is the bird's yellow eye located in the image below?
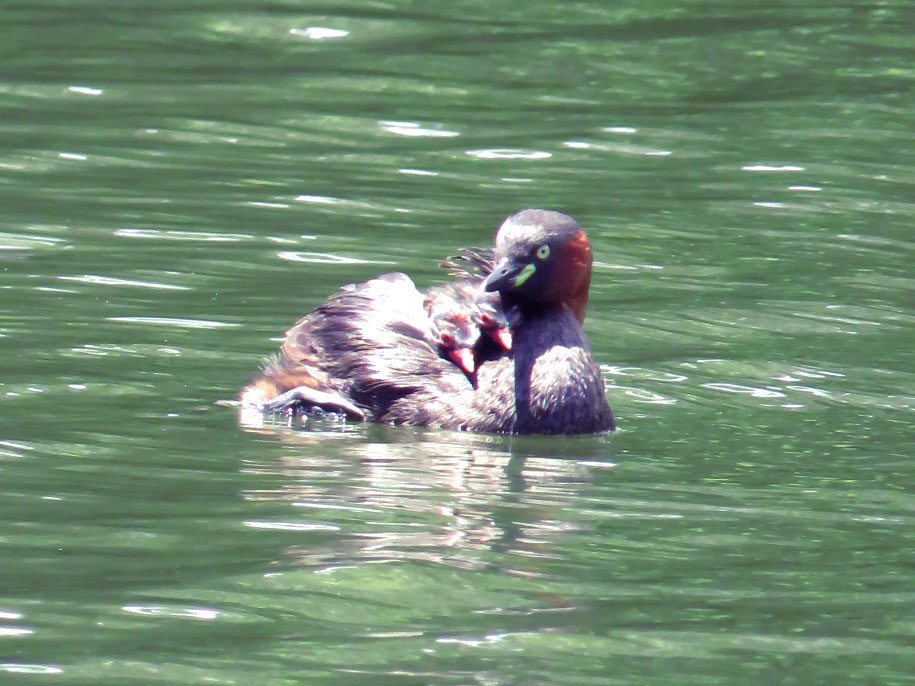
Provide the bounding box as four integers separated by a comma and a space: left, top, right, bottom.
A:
536, 244, 550, 260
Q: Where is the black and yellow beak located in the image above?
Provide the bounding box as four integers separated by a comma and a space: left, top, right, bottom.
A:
482, 258, 536, 293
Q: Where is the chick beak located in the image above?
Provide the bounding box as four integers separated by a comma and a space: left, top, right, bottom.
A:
449, 348, 476, 375
493, 328, 513, 350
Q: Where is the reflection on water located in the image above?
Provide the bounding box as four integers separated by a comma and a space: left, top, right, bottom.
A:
242, 428, 610, 575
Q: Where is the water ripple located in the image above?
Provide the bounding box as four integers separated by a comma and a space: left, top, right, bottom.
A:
465, 149, 552, 160
289, 27, 349, 41
0, 232, 65, 251
115, 228, 253, 242
106, 317, 238, 329
122, 605, 219, 620
59, 275, 190, 290
380, 121, 459, 138
277, 250, 391, 265
0, 664, 62, 675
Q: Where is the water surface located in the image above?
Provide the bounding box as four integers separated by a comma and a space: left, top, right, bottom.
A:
1, 1, 913, 684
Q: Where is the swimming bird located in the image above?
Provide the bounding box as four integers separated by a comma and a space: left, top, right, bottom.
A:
240, 209, 614, 434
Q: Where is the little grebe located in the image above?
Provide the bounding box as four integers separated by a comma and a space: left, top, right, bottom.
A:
423, 280, 484, 374
240, 209, 615, 434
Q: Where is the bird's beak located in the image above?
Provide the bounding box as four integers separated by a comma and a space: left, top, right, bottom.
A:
449, 348, 476, 375
481, 258, 535, 292
492, 328, 512, 350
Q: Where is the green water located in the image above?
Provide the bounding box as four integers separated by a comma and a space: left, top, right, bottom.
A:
2, 1, 913, 684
